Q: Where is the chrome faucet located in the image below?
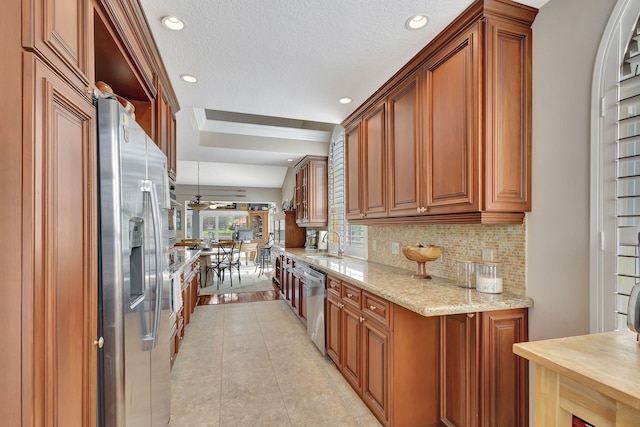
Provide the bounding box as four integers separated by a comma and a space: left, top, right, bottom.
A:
323, 231, 344, 258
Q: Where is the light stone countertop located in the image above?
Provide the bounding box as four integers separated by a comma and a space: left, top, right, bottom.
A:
280, 248, 534, 317
174, 248, 201, 272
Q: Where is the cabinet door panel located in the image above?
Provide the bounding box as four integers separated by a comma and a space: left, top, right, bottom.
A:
342, 305, 362, 393
363, 320, 389, 424
362, 103, 387, 218
345, 122, 362, 219
441, 314, 478, 427
308, 158, 328, 224
326, 295, 342, 367
424, 26, 479, 213
388, 73, 422, 217
24, 54, 97, 426
485, 19, 532, 211
481, 309, 529, 427
23, 0, 92, 91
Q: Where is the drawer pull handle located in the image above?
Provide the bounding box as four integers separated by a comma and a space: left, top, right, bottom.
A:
347, 292, 353, 298
360, 317, 364, 322
370, 305, 376, 311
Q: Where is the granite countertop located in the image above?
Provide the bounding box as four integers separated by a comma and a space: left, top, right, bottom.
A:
174, 248, 201, 272
279, 248, 533, 317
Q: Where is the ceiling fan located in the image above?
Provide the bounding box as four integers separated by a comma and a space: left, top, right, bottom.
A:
187, 162, 208, 211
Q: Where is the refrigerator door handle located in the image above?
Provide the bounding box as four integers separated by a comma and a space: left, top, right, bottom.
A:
141, 179, 163, 351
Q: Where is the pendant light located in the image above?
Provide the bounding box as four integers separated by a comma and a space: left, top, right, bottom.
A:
187, 162, 207, 210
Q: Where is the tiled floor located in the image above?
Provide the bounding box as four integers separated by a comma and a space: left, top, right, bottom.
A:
170, 298, 382, 426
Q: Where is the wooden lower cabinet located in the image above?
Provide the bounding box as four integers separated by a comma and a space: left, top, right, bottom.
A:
326, 294, 342, 367
362, 318, 390, 422
327, 275, 529, 427
479, 309, 529, 427
342, 304, 363, 393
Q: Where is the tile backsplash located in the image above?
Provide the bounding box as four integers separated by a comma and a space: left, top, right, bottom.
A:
367, 219, 526, 295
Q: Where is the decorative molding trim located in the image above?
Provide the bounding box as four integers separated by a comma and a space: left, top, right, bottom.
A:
199, 118, 331, 142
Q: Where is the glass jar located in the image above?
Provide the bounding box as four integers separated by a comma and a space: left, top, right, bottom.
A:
475, 261, 503, 293
456, 260, 476, 288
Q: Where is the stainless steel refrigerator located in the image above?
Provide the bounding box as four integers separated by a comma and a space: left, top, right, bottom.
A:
97, 97, 172, 426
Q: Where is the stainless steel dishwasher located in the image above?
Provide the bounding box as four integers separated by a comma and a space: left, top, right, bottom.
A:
300, 265, 326, 355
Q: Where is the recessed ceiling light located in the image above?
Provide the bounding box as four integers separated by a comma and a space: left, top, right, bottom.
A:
405, 15, 429, 30
180, 74, 198, 83
287, 158, 294, 162
161, 16, 185, 31
338, 97, 352, 104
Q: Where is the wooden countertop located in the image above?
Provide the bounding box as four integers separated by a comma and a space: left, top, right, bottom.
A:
277, 248, 533, 317
513, 330, 640, 410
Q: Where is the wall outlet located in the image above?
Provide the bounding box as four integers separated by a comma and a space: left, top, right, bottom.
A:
391, 242, 400, 255
481, 249, 494, 261
372, 240, 377, 251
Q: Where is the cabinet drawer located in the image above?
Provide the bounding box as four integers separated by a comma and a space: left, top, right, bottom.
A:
363, 292, 392, 329
327, 276, 341, 297
342, 283, 362, 309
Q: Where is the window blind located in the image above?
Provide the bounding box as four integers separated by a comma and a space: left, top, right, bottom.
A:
329, 133, 365, 253
615, 18, 640, 330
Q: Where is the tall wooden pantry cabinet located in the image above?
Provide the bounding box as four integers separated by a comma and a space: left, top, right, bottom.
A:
1, 0, 180, 424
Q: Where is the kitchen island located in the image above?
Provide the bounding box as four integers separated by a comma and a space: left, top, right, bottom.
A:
514, 331, 640, 426
273, 247, 533, 426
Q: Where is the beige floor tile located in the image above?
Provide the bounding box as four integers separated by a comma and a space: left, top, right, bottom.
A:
355, 412, 384, 427
272, 357, 334, 391
221, 347, 273, 372
171, 285, 379, 426
222, 332, 266, 353
220, 366, 279, 401
219, 392, 291, 427
169, 399, 220, 427
281, 386, 351, 426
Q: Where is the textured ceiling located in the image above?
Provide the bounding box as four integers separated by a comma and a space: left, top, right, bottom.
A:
139, 0, 549, 189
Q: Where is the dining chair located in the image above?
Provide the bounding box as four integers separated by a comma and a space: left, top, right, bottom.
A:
218, 240, 242, 287
204, 244, 233, 289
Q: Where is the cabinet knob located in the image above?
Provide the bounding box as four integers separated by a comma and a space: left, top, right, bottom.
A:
347, 292, 353, 298
360, 317, 364, 323
94, 337, 104, 348
369, 305, 376, 311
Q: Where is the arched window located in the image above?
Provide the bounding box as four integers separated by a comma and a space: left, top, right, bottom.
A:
591, 0, 640, 332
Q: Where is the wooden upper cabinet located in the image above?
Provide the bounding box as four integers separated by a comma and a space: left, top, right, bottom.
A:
345, 122, 362, 220
484, 17, 532, 212
423, 24, 480, 215
295, 155, 328, 227
341, 0, 536, 225
387, 71, 423, 217
155, 79, 177, 179
345, 102, 387, 221
23, 0, 93, 93
362, 102, 388, 219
